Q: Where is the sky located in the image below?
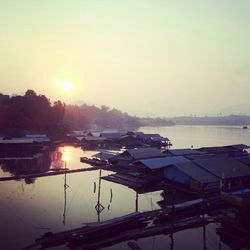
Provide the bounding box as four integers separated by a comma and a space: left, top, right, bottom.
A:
1, 0, 250, 117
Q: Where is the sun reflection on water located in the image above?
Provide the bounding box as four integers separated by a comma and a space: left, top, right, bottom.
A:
61, 146, 71, 162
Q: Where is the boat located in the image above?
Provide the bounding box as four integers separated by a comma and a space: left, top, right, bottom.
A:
242, 126, 248, 129
80, 157, 108, 166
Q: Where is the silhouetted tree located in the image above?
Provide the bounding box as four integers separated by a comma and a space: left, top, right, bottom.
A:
0, 90, 67, 138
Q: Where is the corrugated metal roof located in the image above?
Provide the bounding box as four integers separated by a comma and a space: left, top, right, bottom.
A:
173, 162, 219, 184
127, 147, 165, 160
137, 156, 190, 169
168, 149, 205, 156
194, 157, 250, 178
236, 157, 250, 166
226, 144, 249, 150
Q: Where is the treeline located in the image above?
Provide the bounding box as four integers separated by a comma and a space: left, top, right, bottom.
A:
139, 117, 174, 127
0, 90, 175, 137
171, 115, 250, 125
65, 104, 141, 130
0, 90, 67, 138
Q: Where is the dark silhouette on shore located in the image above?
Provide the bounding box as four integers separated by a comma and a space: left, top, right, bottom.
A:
0, 90, 66, 138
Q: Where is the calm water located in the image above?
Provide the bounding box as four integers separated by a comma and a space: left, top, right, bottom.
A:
1, 125, 249, 250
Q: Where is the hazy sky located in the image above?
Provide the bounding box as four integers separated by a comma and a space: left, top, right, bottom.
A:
1, 0, 250, 117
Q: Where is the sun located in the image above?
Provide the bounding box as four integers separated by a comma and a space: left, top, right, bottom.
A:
56, 80, 73, 92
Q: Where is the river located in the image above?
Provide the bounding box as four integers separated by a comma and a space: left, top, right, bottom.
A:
1, 125, 249, 250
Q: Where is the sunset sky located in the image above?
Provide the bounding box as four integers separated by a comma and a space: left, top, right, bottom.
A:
1, 0, 250, 117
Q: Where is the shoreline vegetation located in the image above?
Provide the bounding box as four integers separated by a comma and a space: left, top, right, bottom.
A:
0, 90, 250, 139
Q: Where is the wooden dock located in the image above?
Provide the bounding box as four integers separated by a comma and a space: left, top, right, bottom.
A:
0, 165, 111, 182
23, 198, 228, 250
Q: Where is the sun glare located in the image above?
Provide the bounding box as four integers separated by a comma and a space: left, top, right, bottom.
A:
57, 80, 73, 92
61, 146, 71, 162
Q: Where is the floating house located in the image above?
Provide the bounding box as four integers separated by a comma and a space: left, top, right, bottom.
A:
198, 144, 249, 157
25, 134, 50, 143
132, 156, 190, 181
194, 157, 250, 191
111, 147, 165, 167
164, 162, 220, 193
66, 131, 86, 142
79, 130, 172, 149
0, 138, 42, 159
81, 136, 108, 149
117, 135, 145, 148
92, 151, 119, 161
100, 131, 125, 141
136, 133, 170, 148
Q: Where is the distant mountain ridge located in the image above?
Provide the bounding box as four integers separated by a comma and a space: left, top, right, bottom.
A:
205, 103, 250, 116
170, 115, 250, 126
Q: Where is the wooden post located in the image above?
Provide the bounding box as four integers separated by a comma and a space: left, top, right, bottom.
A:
135, 192, 139, 212
95, 169, 104, 222
63, 160, 69, 225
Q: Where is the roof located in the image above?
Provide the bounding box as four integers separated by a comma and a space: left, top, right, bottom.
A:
25, 134, 50, 142
88, 132, 101, 137
167, 148, 205, 156
139, 133, 169, 141
0, 139, 34, 144
25, 134, 48, 138
226, 144, 249, 150
236, 157, 250, 166
100, 132, 125, 140
185, 154, 225, 160
127, 131, 144, 136
194, 157, 250, 179
173, 162, 219, 184
83, 136, 107, 141
198, 144, 249, 153
198, 146, 233, 154
126, 147, 165, 160
68, 131, 90, 137
92, 151, 118, 160
136, 156, 190, 169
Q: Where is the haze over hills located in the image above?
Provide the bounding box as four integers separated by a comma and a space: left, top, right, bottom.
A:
70, 100, 250, 118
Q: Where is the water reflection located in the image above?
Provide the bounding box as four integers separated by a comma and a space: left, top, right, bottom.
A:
95, 169, 105, 222
0, 146, 82, 181
0, 151, 51, 177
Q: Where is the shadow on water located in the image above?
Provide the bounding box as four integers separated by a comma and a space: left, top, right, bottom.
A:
0, 147, 73, 183
0, 152, 51, 179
